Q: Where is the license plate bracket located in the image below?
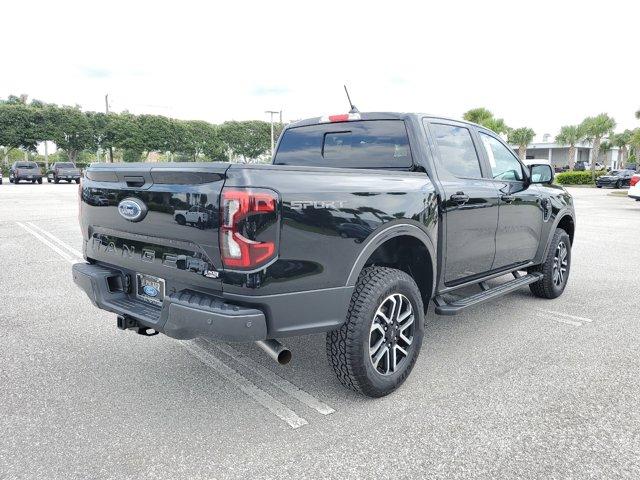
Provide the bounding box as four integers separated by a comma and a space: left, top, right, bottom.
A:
136, 274, 165, 305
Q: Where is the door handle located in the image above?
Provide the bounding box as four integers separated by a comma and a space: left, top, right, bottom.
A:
501, 194, 515, 203
450, 192, 469, 205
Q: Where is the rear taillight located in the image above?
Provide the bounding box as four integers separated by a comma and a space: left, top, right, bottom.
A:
220, 188, 279, 270
630, 175, 640, 187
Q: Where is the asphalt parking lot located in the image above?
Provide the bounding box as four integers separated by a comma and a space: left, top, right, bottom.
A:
1, 181, 639, 479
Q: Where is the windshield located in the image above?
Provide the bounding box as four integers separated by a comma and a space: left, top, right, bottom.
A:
16, 163, 36, 169
57, 163, 75, 168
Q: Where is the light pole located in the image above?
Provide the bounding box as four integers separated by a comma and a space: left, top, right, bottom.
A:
105, 94, 114, 162
265, 110, 280, 155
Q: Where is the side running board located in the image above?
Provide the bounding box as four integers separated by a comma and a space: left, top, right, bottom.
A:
433, 272, 543, 316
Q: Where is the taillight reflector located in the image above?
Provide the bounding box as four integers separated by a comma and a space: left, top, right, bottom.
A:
630, 175, 640, 187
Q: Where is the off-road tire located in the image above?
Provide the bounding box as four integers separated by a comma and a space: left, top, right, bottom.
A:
529, 228, 571, 299
326, 266, 424, 397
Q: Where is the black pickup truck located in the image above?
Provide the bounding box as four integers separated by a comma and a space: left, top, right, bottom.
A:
72, 112, 575, 397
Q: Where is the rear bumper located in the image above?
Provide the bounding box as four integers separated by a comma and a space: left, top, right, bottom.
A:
72, 262, 268, 342
72, 262, 354, 341
53, 174, 81, 179
15, 175, 42, 180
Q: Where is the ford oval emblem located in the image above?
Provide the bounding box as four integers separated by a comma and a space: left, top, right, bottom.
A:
118, 198, 148, 222
142, 285, 159, 297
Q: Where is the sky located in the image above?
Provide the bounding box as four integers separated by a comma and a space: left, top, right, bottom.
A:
2, 0, 639, 142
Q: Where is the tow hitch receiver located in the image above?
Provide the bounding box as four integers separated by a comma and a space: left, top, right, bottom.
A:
117, 315, 159, 336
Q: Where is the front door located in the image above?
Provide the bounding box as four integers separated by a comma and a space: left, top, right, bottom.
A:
425, 121, 501, 284
477, 132, 542, 269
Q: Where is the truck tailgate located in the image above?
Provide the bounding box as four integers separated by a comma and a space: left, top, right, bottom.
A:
80, 163, 231, 292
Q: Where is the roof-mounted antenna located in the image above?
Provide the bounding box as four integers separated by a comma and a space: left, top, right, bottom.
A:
343, 85, 359, 113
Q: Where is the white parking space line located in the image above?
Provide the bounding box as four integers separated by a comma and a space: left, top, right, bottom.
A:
25, 221, 83, 259
210, 341, 335, 416
535, 308, 594, 327
183, 341, 308, 429
15, 222, 79, 264
537, 309, 594, 323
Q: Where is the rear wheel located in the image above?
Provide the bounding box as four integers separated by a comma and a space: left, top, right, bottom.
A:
529, 228, 571, 299
75, 178, 80, 184
37, 178, 42, 184
326, 266, 424, 397
14, 178, 19, 184
175, 215, 186, 226
615, 180, 621, 189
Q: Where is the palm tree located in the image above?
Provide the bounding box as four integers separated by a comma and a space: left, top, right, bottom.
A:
630, 129, 640, 164
463, 107, 510, 135
507, 127, 536, 161
580, 114, 616, 180
611, 130, 632, 168
555, 125, 585, 170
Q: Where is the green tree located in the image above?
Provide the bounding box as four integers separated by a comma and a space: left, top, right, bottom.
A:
109, 112, 145, 161
45, 105, 93, 163
0, 103, 40, 165
138, 114, 173, 155
463, 107, 509, 135
85, 111, 115, 161
611, 130, 633, 168
580, 114, 616, 180
630, 129, 640, 164
555, 125, 585, 170
179, 120, 227, 161
508, 127, 536, 161
219, 120, 271, 162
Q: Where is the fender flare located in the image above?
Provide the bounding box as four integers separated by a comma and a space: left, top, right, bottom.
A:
542, 209, 575, 259
345, 222, 437, 291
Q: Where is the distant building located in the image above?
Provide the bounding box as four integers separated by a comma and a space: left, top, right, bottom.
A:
512, 137, 621, 169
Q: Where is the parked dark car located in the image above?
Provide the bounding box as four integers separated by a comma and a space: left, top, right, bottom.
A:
596, 169, 634, 188
47, 162, 82, 183
9, 161, 43, 184
72, 112, 575, 397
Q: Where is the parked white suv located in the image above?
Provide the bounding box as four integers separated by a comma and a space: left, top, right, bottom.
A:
628, 174, 640, 201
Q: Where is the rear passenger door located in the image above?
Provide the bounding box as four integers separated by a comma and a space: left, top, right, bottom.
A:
477, 131, 542, 269
424, 120, 501, 284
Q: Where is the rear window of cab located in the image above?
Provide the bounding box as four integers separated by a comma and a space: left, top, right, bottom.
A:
274, 120, 412, 169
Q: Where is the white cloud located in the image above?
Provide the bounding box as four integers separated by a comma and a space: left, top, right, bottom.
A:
2, 0, 638, 140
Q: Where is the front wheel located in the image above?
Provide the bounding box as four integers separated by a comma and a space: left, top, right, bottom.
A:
529, 228, 571, 299
37, 178, 42, 184
615, 181, 621, 189
326, 266, 424, 397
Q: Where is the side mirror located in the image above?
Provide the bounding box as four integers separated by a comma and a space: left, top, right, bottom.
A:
529, 164, 554, 184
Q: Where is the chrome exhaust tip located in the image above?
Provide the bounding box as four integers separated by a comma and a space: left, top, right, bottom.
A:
255, 339, 291, 365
